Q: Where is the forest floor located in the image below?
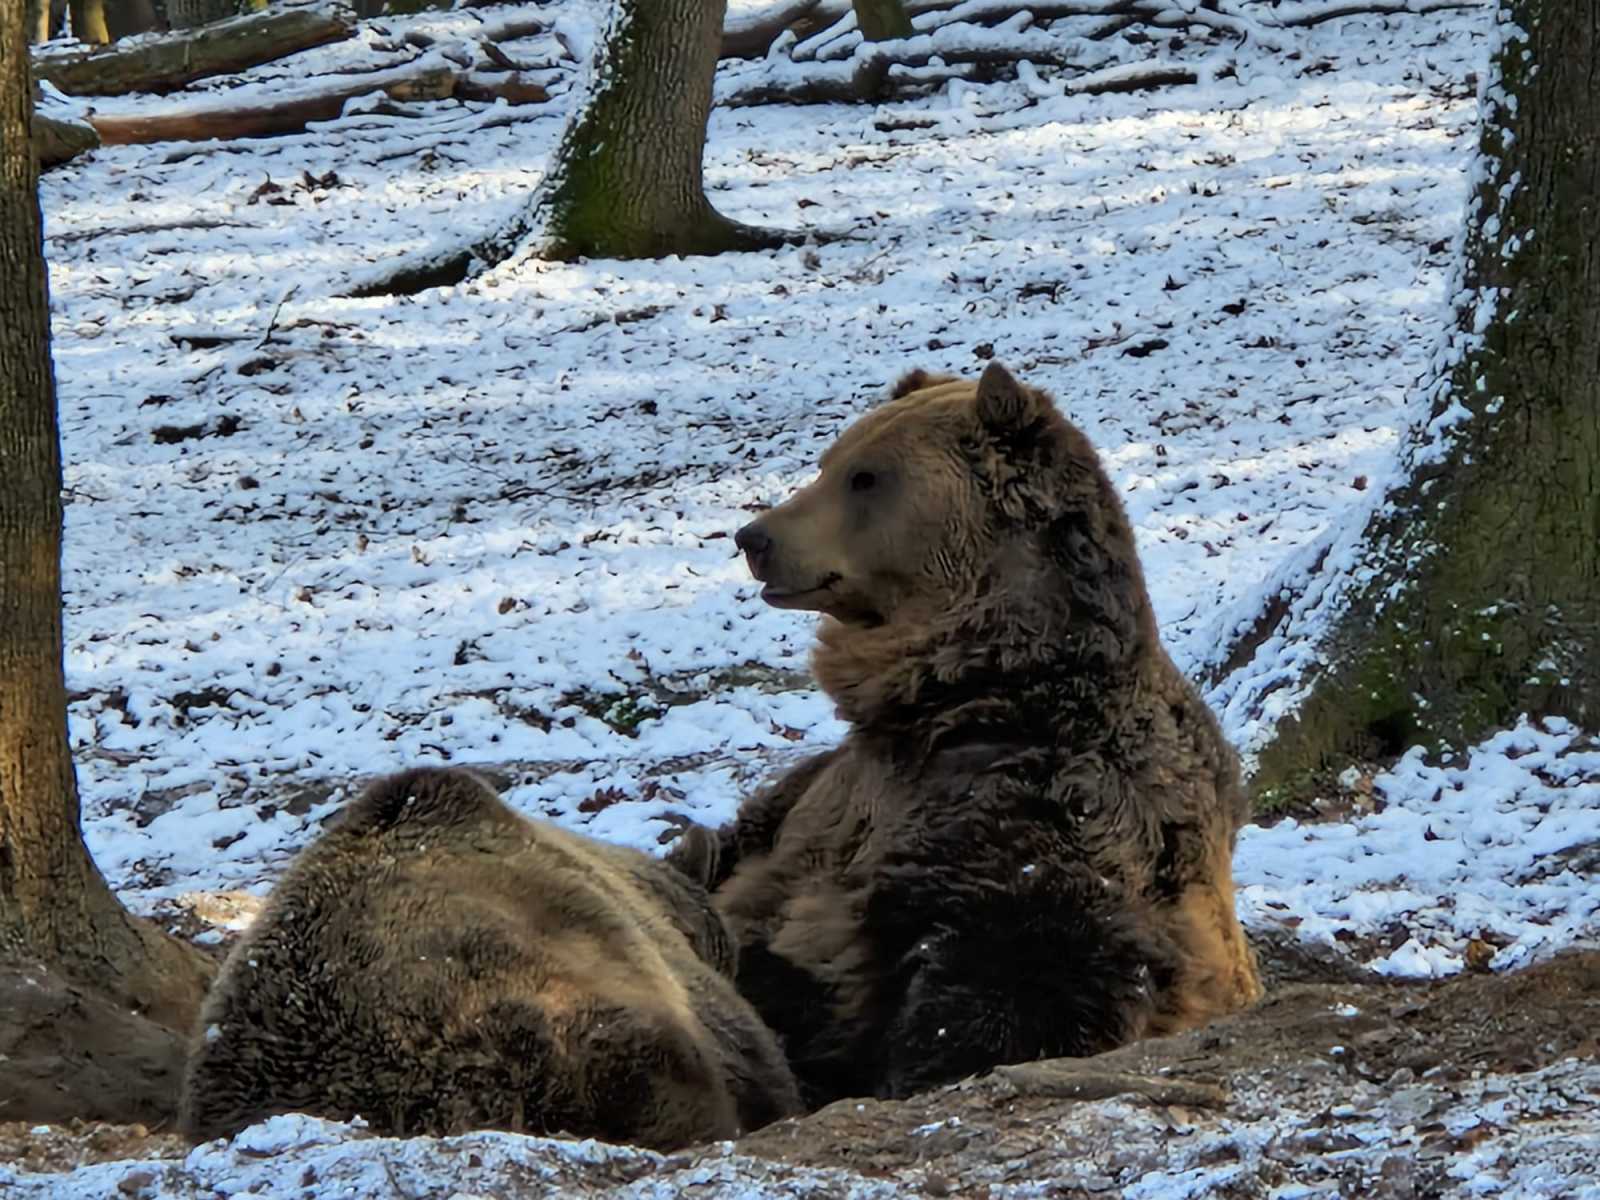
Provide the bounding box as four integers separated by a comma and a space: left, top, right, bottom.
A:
4, 943, 1598, 1196
7, 0, 1599, 1194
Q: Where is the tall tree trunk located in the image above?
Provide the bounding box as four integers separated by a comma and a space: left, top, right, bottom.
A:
848, 0, 912, 98
1, 0, 212, 1119
1235, 0, 1599, 806
496, 0, 784, 264
354, 0, 798, 296
28, 0, 57, 43
68, 0, 110, 44
852, 0, 912, 40
165, 0, 238, 31
105, 0, 163, 41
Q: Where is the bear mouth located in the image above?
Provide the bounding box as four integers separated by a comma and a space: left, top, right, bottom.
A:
760, 574, 842, 609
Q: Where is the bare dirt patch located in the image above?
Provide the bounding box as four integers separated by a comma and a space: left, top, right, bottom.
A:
0, 962, 191, 1131
5, 948, 1598, 1195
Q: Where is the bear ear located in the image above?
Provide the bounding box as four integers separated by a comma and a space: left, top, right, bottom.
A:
975, 361, 1042, 432
888, 368, 959, 401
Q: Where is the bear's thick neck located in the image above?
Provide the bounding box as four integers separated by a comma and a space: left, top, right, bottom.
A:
811, 549, 1159, 741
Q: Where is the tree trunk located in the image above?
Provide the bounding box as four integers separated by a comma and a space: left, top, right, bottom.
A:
165, 0, 240, 31
845, 0, 912, 98
28, 0, 57, 43
852, 0, 912, 40
1, 0, 213, 1120
501, 0, 785, 263
105, 0, 163, 41
1241, 0, 1599, 806
68, 0, 110, 44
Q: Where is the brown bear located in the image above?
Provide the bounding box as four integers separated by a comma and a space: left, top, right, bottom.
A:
677, 361, 1262, 1107
180, 767, 802, 1148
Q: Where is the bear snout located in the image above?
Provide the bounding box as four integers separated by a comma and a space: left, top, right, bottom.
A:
734, 520, 773, 578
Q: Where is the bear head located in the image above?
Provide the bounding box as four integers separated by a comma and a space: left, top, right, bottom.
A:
733, 362, 1156, 724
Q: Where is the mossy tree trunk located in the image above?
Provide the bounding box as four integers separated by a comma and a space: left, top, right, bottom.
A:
1239, 0, 1599, 806
502, 0, 784, 263
1, 0, 212, 1046
356, 0, 797, 294
852, 0, 912, 40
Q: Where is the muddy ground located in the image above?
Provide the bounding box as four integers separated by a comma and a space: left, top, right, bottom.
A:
3, 938, 1596, 1196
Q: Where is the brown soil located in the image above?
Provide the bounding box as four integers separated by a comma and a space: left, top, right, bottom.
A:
740, 949, 1600, 1174
3, 945, 1597, 1196
0, 961, 192, 1129
0, 1120, 187, 1173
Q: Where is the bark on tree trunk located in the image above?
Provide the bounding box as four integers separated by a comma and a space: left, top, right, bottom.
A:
1, 0, 212, 1092
847, 0, 912, 98
496, 0, 785, 263
166, 0, 240, 31
1241, 0, 1600, 806
355, 0, 800, 295
28, 0, 57, 43
852, 0, 913, 40
105, 0, 162, 41
68, 0, 110, 44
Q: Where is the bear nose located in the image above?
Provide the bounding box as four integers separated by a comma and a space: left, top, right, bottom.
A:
734, 521, 772, 575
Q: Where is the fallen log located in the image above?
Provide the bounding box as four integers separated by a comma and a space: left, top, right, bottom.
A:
89, 60, 457, 143
85, 59, 548, 146
31, 1, 356, 97
453, 70, 552, 106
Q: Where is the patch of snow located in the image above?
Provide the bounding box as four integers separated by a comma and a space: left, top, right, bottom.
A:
1237, 716, 1600, 975
43, 1, 1499, 926
19, 0, 1600, 1191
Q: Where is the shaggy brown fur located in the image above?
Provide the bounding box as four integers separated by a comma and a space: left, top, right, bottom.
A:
181, 767, 801, 1147
698, 362, 1261, 1106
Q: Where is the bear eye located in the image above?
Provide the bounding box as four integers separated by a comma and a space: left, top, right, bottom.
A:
850, 470, 877, 493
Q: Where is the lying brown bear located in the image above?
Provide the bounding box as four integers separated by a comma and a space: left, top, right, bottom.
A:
180, 767, 801, 1147
678, 361, 1262, 1106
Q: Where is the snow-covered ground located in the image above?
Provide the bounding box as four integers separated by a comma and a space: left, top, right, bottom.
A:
12, 0, 1600, 1191
41, 0, 1598, 983
9, 1059, 1600, 1200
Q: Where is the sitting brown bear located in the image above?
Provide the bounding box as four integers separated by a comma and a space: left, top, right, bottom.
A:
180, 767, 801, 1148
679, 362, 1262, 1107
